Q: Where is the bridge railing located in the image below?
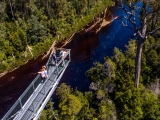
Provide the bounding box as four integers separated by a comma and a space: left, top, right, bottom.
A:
2, 74, 42, 120
2, 48, 71, 120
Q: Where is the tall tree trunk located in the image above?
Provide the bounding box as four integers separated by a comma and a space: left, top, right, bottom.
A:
135, 40, 144, 88
135, 17, 147, 88
46, 0, 50, 18
8, 0, 14, 19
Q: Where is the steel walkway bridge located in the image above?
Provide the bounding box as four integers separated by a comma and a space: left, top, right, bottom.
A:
2, 48, 71, 120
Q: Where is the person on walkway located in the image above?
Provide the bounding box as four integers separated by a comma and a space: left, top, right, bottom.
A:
61, 50, 67, 66
62, 50, 67, 58
42, 65, 48, 78
38, 68, 46, 83
38, 66, 48, 83
52, 52, 57, 65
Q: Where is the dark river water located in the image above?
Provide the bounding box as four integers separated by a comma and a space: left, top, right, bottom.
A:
0, 6, 134, 118
58, 6, 134, 91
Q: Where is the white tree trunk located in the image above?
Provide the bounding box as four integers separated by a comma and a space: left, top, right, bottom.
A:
135, 40, 143, 88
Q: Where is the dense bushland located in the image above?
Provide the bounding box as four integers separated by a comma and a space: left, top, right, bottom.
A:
0, 0, 113, 73
39, 1, 160, 119
40, 37, 160, 120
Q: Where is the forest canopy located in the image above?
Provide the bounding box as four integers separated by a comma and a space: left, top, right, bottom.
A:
11, 0, 159, 120
0, 0, 113, 73
40, 36, 160, 120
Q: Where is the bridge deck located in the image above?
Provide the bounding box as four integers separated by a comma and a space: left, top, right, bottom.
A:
2, 48, 71, 120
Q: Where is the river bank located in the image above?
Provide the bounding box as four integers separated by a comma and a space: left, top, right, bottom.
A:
0, 0, 115, 78
0, 6, 115, 79
0, 4, 136, 118
0, 6, 118, 118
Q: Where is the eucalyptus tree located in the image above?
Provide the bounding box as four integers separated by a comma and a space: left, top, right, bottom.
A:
119, 0, 160, 88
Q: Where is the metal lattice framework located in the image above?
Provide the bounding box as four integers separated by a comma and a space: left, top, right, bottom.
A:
2, 48, 71, 120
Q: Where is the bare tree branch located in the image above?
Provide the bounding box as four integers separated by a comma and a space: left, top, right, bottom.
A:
147, 27, 160, 36
137, 30, 143, 38
129, 15, 136, 27
120, 4, 132, 15
140, 9, 159, 25
123, 13, 137, 30
120, 0, 160, 89
131, 32, 137, 38
122, 20, 135, 31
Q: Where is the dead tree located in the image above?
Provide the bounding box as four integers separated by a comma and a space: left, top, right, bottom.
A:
120, 0, 160, 88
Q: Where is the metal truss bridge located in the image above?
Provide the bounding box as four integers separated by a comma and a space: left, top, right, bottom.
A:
2, 48, 71, 120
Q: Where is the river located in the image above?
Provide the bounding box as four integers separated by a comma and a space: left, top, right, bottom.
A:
56, 6, 134, 91
0, 6, 134, 118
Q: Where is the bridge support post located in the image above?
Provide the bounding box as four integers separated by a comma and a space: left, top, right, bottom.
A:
32, 82, 35, 91
62, 58, 65, 66
56, 65, 59, 77
43, 87, 45, 95
31, 103, 35, 112
19, 98, 23, 109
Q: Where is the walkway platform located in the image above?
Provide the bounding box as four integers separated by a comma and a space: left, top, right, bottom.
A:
2, 48, 71, 120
